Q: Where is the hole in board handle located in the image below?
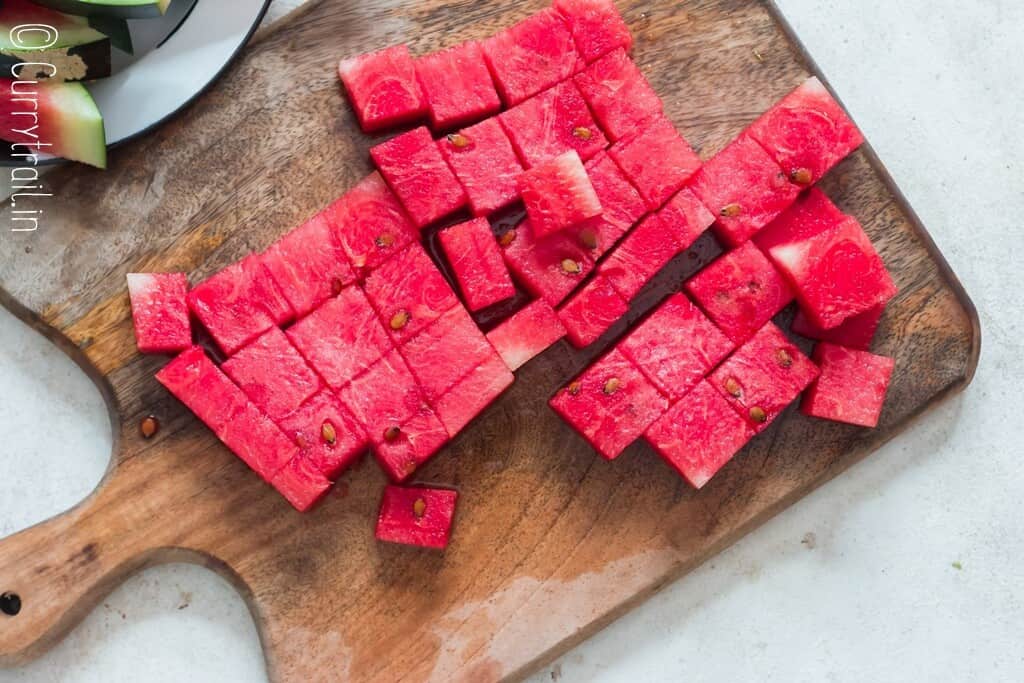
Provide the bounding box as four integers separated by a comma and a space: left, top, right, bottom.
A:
0, 592, 21, 616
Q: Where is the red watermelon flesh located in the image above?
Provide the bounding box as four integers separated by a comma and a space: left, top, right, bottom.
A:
609, 116, 702, 210
791, 304, 883, 351
338, 44, 426, 132
481, 7, 581, 106
126, 272, 191, 354
486, 299, 567, 371
270, 456, 333, 512
768, 217, 897, 329
434, 354, 515, 437
746, 76, 864, 186
709, 322, 819, 432
438, 217, 516, 311
400, 306, 496, 403
370, 126, 467, 228
801, 343, 894, 428
278, 389, 367, 480
619, 293, 734, 400
438, 118, 524, 216
498, 80, 608, 168
549, 348, 669, 459
0, 78, 106, 168
501, 220, 595, 306
373, 405, 449, 481
685, 242, 795, 344
645, 380, 755, 488
518, 150, 602, 239
575, 150, 647, 258
753, 187, 846, 254
554, 0, 633, 63
376, 485, 458, 549
687, 133, 802, 247
557, 275, 629, 348
337, 349, 430, 447
573, 48, 663, 141
415, 40, 501, 130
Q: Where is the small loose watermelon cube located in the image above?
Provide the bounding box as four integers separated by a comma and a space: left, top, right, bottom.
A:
434, 354, 515, 436
270, 456, 334, 512
557, 275, 629, 348
609, 116, 702, 210
518, 150, 602, 239
278, 389, 367, 480
337, 44, 426, 132
574, 150, 647, 258
498, 81, 608, 168
370, 126, 467, 228
372, 405, 449, 481
500, 219, 595, 306
376, 485, 458, 549
709, 322, 819, 431
685, 242, 795, 344
619, 293, 734, 400
486, 299, 567, 371
222, 327, 323, 422
746, 76, 864, 186
415, 40, 500, 131
790, 304, 883, 351
438, 217, 516, 311
554, 0, 633, 63
573, 48, 663, 141
481, 7, 581, 106
438, 118, 524, 216
400, 306, 497, 403
549, 348, 669, 459
752, 187, 847, 254
126, 272, 190, 354
337, 349, 430, 447
645, 380, 755, 488
801, 343, 895, 428
767, 217, 897, 330
687, 133, 802, 247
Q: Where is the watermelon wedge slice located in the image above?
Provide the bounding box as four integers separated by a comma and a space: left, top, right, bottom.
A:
573, 48, 663, 141
126, 272, 190, 355
0, 78, 105, 168
486, 299, 567, 371
790, 304, 883, 351
518, 150, 602, 239
608, 116, 702, 210
376, 485, 458, 549
557, 275, 629, 348
500, 219, 595, 306
554, 0, 633, 64
575, 150, 647, 258
439, 217, 516, 311
415, 40, 500, 131
278, 389, 367, 481
0, 0, 111, 81
802, 343, 894, 427
338, 44, 425, 132
438, 118, 524, 216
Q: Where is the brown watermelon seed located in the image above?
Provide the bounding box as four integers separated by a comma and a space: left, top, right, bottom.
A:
447, 133, 471, 148
384, 425, 402, 442
498, 229, 517, 247
720, 203, 742, 218
791, 168, 813, 185
560, 258, 582, 275
573, 126, 593, 140
413, 498, 427, 518
578, 227, 599, 250
775, 348, 793, 368
724, 377, 742, 397
321, 421, 337, 445
603, 377, 621, 395
140, 415, 159, 439
375, 233, 395, 248
567, 381, 581, 396
390, 310, 410, 330
749, 406, 768, 423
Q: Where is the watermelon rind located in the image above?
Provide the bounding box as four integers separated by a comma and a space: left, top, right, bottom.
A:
26, 0, 169, 19
0, 0, 112, 80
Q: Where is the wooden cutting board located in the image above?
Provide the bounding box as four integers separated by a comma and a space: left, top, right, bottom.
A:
0, 0, 979, 680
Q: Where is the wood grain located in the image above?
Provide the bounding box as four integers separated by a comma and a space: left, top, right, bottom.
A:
0, 1, 979, 681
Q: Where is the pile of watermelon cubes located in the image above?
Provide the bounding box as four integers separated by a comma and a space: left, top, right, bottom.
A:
128, 0, 899, 549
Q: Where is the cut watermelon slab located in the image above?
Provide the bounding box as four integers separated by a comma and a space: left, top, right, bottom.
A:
644, 380, 756, 489
573, 48, 663, 141
486, 299, 567, 371
518, 150, 602, 239
373, 406, 449, 481
791, 304, 883, 351
0, 78, 105, 168
481, 7, 581, 106
801, 343, 895, 428
554, 0, 633, 63
337, 44, 426, 132
687, 133, 802, 247
575, 150, 647, 258
126, 272, 190, 354
434, 354, 515, 437
415, 40, 500, 131
270, 456, 333, 513
746, 76, 864, 186
439, 217, 516, 311
685, 242, 795, 345
753, 187, 846, 254
337, 349, 430, 449
500, 219, 595, 306
619, 293, 734, 401
438, 117, 523, 216
370, 126, 467, 228
498, 81, 608, 168
376, 485, 458, 549
278, 389, 367, 481
609, 116, 702, 210
557, 275, 629, 348
400, 306, 496, 403
549, 348, 669, 459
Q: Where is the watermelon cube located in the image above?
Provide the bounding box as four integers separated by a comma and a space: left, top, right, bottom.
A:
608, 116, 702, 210
362, 243, 460, 345
337, 349, 431, 451
575, 150, 647, 258
438, 217, 516, 311
687, 133, 802, 247
261, 212, 356, 318
644, 380, 755, 489
325, 172, 418, 277
801, 343, 895, 428
415, 40, 501, 131
376, 485, 458, 549
573, 48, 663, 141
222, 327, 323, 422
557, 275, 630, 348
370, 126, 467, 228
126, 272, 191, 354
709, 322, 819, 432
753, 187, 847, 254
500, 219, 595, 306
287, 287, 392, 391
554, 0, 633, 63
766, 217, 897, 330
372, 405, 449, 481
270, 456, 333, 512
619, 293, 734, 400
791, 304, 883, 351
438, 117, 524, 216
746, 76, 864, 186
278, 389, 367, 480
685, 242, 795, 344
549, 348, 669, 459
481, 8, 581, 106
518, 150, 602, 238
434, 354, 515, 436
400, 306, 497, 403
486, 299, 567, 371
337, 44, 426, 132
498, 81, 608, 168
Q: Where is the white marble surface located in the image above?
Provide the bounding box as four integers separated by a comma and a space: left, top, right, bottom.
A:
1, 0, 1022, 681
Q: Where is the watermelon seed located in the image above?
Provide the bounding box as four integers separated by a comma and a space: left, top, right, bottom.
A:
447, 133, 471, 149
720, 203, 742, 218
413, 498, 427, 519
567, 381, 581, 396
723, 377, 742, 398
573, 126, 593, 140
578, 228, 599, 250
560, 258, 582, 275
139, 415, 159, 439
775, 348, 793, 368
384, 425, 402, 442
749, 406, 768, 423
375, 233, 395, 249
603, 377, 621, 395
390, 310, 410, 330
321, 421, 337, 445
790, 168, 813, 185
498, 229, 517, 247
0, 592, 20, 616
